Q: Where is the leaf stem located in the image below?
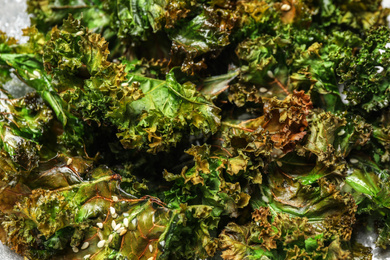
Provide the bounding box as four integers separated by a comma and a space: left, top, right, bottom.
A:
271, 78, 290, 95
222, 122, 254, 132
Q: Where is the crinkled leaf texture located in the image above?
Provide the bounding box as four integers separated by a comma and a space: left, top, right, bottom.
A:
0, 162, 175, 260
303, 111, 371, 169
0, 93, 52, 171
43, 16, 221, 153
338, 26, 390, 113
0, 50, 85, 152
220, 207, 353, 260
115, 0, 168, 40
222, 90, 312, 159
112, 72, 221, 153
162, 144, 252, 259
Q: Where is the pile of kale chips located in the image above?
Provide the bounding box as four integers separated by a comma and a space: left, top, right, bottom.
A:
0, 0, 390, 259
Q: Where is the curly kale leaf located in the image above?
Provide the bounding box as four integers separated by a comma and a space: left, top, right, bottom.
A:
164, 145, 250, 217
259, 167, 357, 233
161, 144, 254, 259
114, 0, 168, 40
43, 16, 131, 124
0, 162, 174, 260
112, 72, 221, 152
223, 164, 358, 258
160, 203, 220, 259
289, 30, 360, 112
318, 0, 390, 30
302, 111, 371, 170
344, 156, 390, 213
168, 5, 237, 74
222, 90, 312, 159
0, 93, 53, 171
338, 26, 390, 113
27, 154, 94, 190
63, 197, 173, 260
44, 16, 221, 153
0, 50, 86, 152
220, 207, 353, 260
27, 0, 112, 37
343, 155, 390, 249
235, 34, 290, 92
